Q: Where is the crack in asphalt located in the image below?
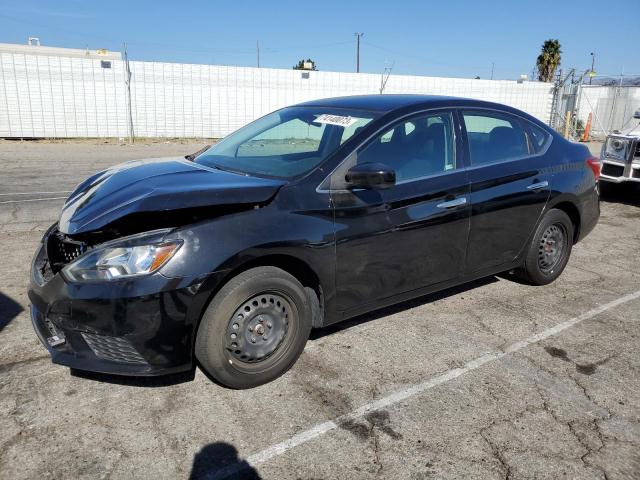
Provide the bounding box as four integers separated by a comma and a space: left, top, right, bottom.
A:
481, 348, 640, 480
535, 384, 610, 478
470, 354, 625, 480
479, 422, 513, 480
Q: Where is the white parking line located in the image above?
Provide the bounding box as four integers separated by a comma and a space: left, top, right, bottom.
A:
0, 196, 68, 205
205, 289, 640, 480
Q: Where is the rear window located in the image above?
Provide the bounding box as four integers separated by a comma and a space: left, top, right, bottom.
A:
463, 111, 529, 165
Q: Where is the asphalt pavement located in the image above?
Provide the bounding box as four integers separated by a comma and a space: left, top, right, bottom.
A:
0, 139, 638, 480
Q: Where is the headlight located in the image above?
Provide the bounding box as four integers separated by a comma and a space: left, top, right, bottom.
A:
62, 237, 182, 283
603, 137, 630, 162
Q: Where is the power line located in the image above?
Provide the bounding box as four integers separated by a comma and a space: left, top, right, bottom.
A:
263, 40, 352, 53
362, 40, 488, 71
0, 13, 352, 59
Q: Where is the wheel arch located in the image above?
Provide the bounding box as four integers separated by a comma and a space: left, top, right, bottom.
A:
548, 199, 581, 244
226, 254, 324, 327
193, 253, 326, 343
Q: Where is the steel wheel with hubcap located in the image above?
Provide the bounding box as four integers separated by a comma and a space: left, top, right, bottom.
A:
537, 223, 567, 275
225, 293, 291, 366
515, 208, 574, 285
196, 266, 312, 389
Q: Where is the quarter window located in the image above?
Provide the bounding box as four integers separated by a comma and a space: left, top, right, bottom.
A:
463, 111, 529, 165
357, 112, 456, 182
527, 122, 551, 153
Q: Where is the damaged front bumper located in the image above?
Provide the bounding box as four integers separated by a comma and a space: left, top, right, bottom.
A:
28, 228, 218, 376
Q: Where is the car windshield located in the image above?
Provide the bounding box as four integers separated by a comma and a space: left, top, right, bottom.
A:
196, 106, 379, 179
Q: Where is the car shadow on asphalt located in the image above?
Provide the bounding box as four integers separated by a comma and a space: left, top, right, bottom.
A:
311, 275, 499, 340
189, 442, 261, 480
0, 291, 23, 333
69, 367, 196, 387
600, 183, 640, 208
69, 276, 500, 387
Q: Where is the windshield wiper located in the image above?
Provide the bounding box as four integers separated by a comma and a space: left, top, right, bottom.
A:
211, 164, 251, 176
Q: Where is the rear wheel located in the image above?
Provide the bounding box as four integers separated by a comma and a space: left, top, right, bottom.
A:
195, 266, 312, 389
514, 209, 574, 285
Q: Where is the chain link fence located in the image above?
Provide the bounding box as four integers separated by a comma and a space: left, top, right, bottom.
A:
549, 71, 640, 141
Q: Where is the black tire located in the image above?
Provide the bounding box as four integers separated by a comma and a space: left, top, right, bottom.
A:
514, 208, 574, 285
195, 266, 312, 389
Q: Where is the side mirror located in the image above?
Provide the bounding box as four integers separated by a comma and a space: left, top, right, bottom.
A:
633, 110, 640, 119
345, 162, 396, 190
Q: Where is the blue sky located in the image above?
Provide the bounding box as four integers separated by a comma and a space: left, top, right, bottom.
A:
0, 0, 638, 80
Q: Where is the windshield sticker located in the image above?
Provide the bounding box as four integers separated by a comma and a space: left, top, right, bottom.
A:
313, 114, 359, 128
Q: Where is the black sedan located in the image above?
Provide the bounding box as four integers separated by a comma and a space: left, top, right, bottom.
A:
29, 95, 600, 388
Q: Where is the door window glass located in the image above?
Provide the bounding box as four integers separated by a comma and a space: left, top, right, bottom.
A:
357, 112, 456, 182
463, 111, 529, 165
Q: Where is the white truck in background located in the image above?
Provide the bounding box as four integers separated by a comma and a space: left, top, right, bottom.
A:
600, 109, 640, 185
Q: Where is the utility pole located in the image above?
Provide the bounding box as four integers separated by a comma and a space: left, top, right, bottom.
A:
490, 62, 495, 80
589, 52, 595, 85
256, 40, 260, 68
355, 32, 364, 73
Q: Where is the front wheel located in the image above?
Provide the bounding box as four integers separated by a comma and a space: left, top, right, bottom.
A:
195, 266, 312, 389
514, 209, 574, 285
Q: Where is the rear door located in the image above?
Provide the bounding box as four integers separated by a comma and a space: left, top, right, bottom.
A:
461, 110, 552, 273
331, 110, 470, 314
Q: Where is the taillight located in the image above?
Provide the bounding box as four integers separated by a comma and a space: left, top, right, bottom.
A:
586, 156, 600, 182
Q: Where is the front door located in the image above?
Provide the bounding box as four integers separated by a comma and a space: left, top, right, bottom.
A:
332, 110, 470, 315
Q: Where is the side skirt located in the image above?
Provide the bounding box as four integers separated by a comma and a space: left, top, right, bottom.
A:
328, 258, 524, 326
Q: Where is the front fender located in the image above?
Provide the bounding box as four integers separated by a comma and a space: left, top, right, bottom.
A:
162, 202, 336, 330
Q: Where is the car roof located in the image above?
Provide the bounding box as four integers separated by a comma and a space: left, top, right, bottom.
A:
295, 94, 505, 113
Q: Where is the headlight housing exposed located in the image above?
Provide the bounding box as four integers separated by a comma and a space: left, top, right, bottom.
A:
62, 231, 182, 283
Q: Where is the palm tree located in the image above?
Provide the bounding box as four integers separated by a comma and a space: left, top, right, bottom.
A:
536, 39, 562, 83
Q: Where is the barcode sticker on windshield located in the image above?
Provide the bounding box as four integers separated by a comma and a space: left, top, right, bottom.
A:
313, 114, 359, 128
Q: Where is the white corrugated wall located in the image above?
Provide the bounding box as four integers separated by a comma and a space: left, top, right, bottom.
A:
0, 52, 554, 138
0, 53, 129, 137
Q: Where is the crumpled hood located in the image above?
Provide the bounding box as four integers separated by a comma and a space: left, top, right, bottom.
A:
58, 157, 286, 235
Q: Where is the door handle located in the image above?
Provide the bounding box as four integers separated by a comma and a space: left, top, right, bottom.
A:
436, 197, 467, 209
527, 180, 549, 191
